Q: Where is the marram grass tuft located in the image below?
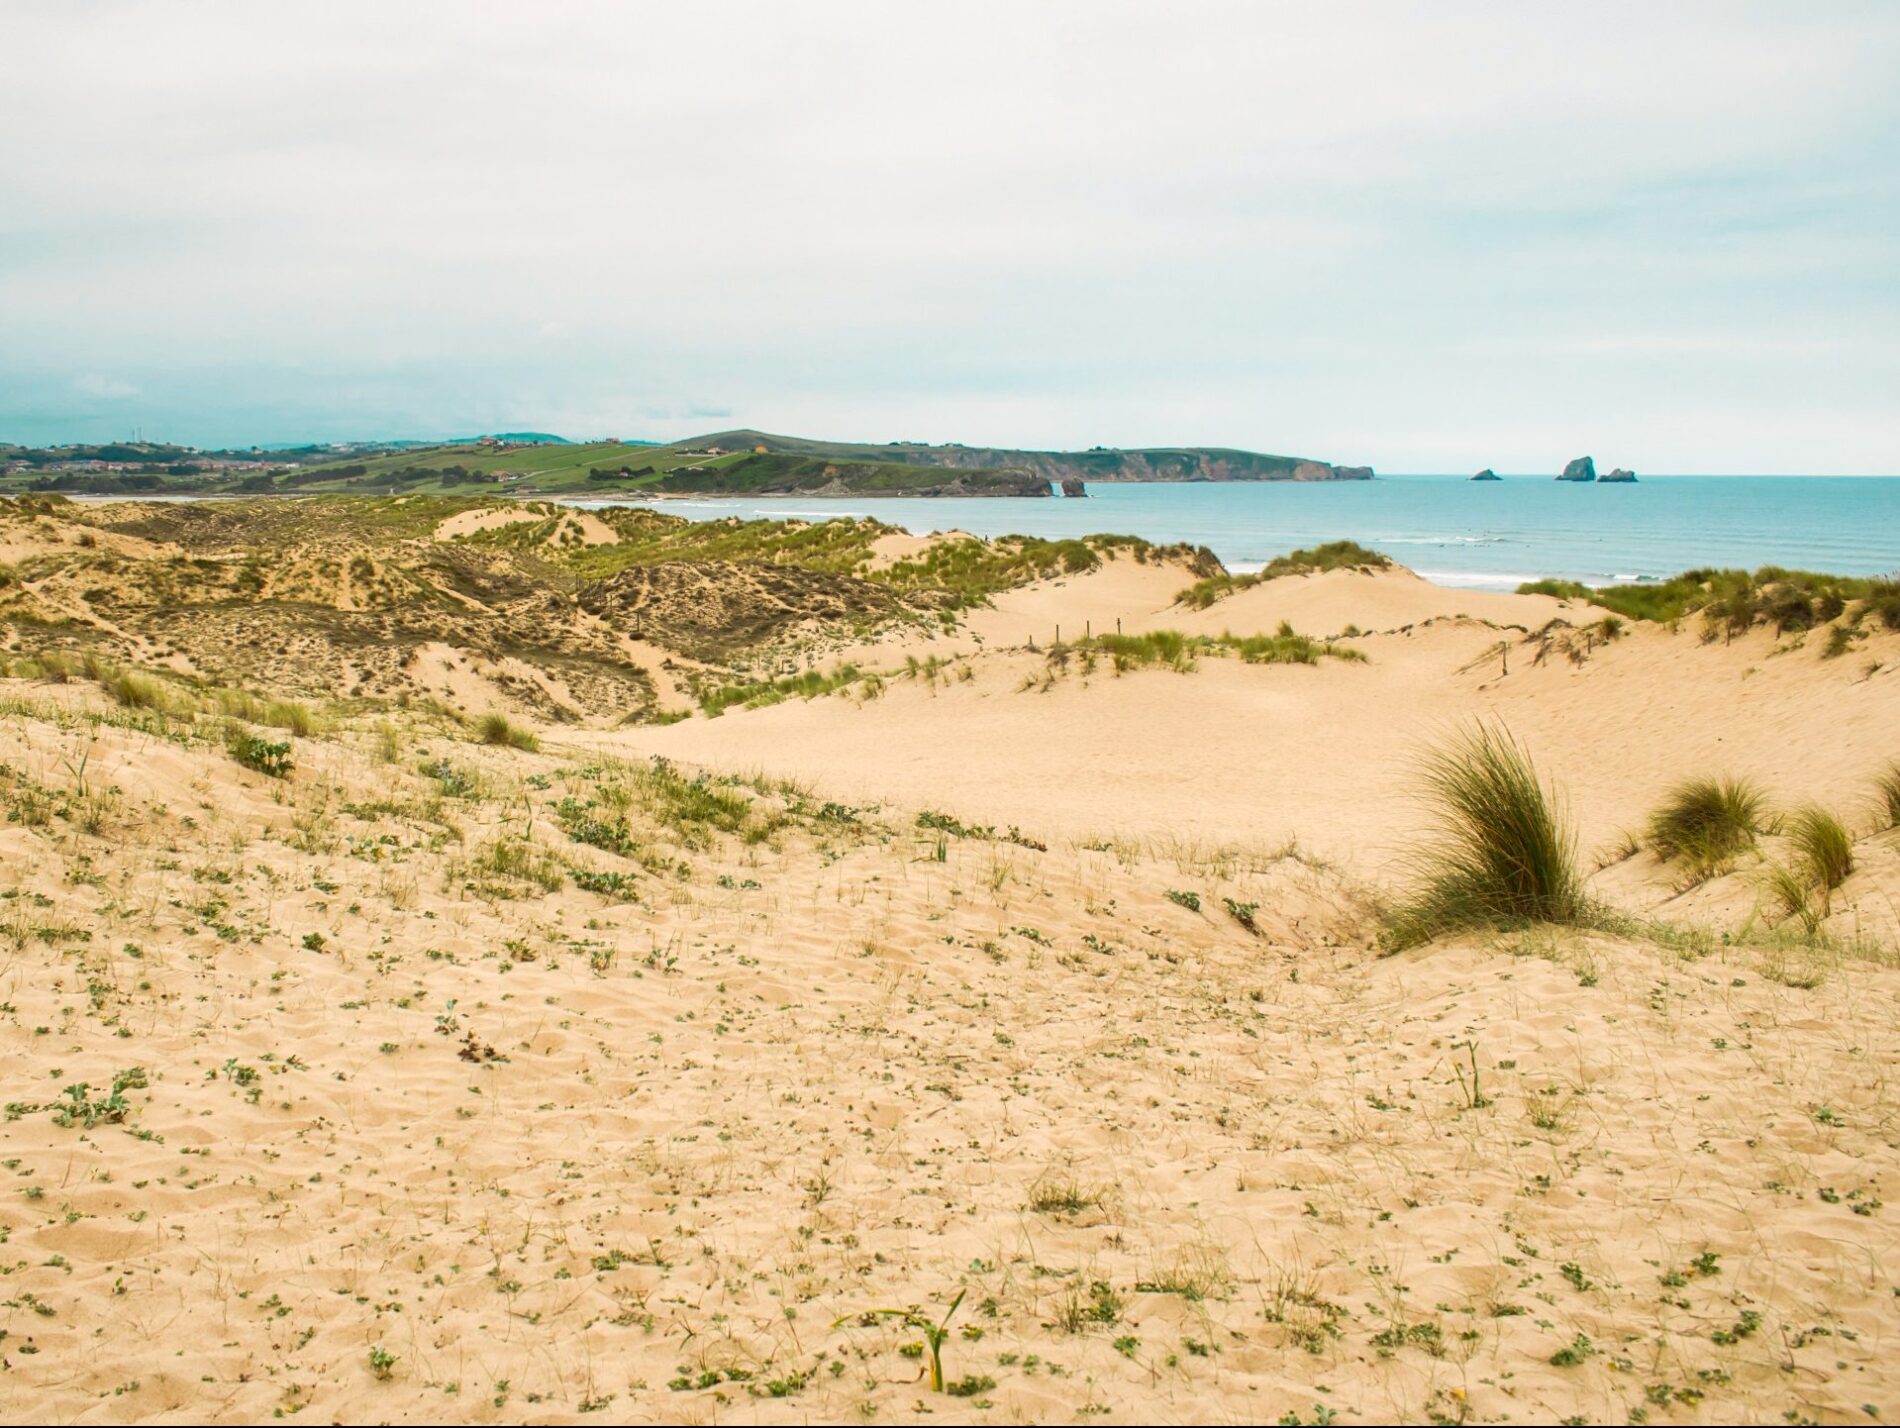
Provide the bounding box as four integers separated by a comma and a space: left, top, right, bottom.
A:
1383, 723, 1589, 951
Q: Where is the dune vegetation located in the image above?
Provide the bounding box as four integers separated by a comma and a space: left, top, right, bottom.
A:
1519, 566, 1900, 635
1175, 539, 1391, 609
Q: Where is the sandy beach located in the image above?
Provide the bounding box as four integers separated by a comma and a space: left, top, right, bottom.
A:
2, 496, 1898, 1424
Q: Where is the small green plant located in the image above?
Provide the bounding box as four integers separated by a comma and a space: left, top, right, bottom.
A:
1165, 889, 1201, 913
368, 1345, 396, 1381
1549, 1333, 1597, 1367
1451, 1041, 1490, 1109
1369, 1321, 1444, 1357
51, 1067, 146, 1128
1222, 898, 1259, 933
835, 1289, 966, 1393
225, 728, 293, 778
1054, 1280, 1125, 1333
1711, 1309, 1762, 1345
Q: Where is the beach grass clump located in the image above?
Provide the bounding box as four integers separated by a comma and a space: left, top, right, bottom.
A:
1786, 806, 1854, 893
1762, 861, 1821, 935
261, 699, 318, 737
1382, 724, 1588, 951
1177, 540, 1390, 609
108, 668, 172, 713
470, 835, 564, 893
1221, 622, 1367, 665
1064, 624, 1363, 675
698, 663, 862, 717
1877, 763, 1900, 829
474, 711, 539, 751
1646, 777, 1765, 876
1089, 630, 1196, 672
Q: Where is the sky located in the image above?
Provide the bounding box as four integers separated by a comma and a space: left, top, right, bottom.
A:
2, 2, 1897, 472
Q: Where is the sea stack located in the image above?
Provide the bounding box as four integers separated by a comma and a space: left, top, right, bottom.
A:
1471, 468, 1501, 481
1599, 468, 1638, 483
1060, 476, 1087, 497
1557, 456, 1597, 482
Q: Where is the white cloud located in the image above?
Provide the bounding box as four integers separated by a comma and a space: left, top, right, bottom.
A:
0, 1, 1896, 469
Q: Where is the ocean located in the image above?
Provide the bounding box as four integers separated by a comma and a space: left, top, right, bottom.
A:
570, 475, 1900, 591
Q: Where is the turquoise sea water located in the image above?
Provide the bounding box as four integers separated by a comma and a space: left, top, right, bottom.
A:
574, 476, 1900, 591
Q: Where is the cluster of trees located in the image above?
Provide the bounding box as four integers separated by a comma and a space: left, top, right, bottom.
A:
4, 442, 194, 467
24, 471, 172, 492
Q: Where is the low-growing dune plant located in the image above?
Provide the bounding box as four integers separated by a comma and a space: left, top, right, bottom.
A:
1785, 806, 1854, 897
224, 725, 293, 778
1382, 723, 1589, 951
1646, 777, 1765, 877
474, 711, 538, 751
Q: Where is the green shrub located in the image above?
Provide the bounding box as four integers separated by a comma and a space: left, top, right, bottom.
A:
1384, 724, 1588, 950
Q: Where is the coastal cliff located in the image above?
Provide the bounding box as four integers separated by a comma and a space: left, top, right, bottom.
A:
693, 430, 1374, 484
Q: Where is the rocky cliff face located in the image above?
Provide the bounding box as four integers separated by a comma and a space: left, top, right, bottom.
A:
1558, 456, 1598, 482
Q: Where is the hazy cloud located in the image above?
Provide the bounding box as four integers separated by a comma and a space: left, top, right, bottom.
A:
1, 1, 1896, 469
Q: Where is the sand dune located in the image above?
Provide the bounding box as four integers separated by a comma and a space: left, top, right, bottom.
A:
3, 504, 1898, 1424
